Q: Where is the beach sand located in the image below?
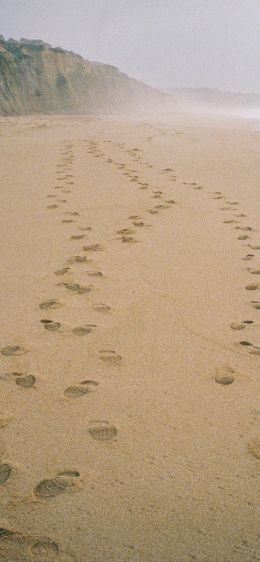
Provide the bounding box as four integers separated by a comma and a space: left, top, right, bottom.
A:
0, 114, 259, 561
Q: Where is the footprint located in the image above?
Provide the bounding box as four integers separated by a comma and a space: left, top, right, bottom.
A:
1, 345, 28, 357
0, 463, 12, 484
148, 209, 159, 214
245, 283, 259, 290
87, 271, 103, 278
83, 244, 104, 252
64, 380, 98, 398
15, 374, 35, 388
64, 283, 92, 294
41, 320, 61, 331
47, 204, 58, 209
247, 438, 260, 460
230, 322, 246, 330
252, 302, 260, 310
215, 365, 235, 385
99, 350, 122, 365
39, 299, 62, 310
62, 219, 74, 224
72, 326, 95, 336
237, 235, 249, 241
117, 228, 135, 235
67, 255, 88, 264
249, 268, 260, 275
121, 236, 137, 243
92, 303, 111, 313
89, 420, 117, 442
55, 267, 70, 276
250, 245, 260, 250
0, 412, 13, 428
242, 254, 254, 261
132, 221, 145, 227
248, 347, 260, 356
154, 204, 169, 210
235, 226, 253, 232
0, 528, 61, 560
70, 234, 85, 240
34, 472, 80, 499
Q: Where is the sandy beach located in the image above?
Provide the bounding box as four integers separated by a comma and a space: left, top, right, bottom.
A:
0, 114, 259, 561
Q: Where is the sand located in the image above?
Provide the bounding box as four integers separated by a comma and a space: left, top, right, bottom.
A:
0, 113, 259, 562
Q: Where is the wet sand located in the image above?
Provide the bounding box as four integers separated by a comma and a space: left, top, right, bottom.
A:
0, 114, 259, 561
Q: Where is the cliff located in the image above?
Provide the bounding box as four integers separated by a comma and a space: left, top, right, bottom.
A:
0, 37, 170, 115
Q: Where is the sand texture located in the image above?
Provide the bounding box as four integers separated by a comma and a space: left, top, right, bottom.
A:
0, 114, 259, 561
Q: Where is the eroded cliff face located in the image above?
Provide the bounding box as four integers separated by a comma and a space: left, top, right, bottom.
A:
0, 37, 169, 115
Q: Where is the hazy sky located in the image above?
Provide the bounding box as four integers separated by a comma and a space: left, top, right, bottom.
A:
0, 0, 259, 93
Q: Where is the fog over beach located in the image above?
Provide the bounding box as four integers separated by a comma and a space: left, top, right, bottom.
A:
0, 2, 259, 561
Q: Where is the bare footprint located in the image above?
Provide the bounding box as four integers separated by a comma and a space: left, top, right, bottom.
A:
64, 380, 98, 398
89, 420, 117, 441
99, 350, 122, 365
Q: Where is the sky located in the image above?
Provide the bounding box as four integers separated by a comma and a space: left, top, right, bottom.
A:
0, 0, 259, 94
